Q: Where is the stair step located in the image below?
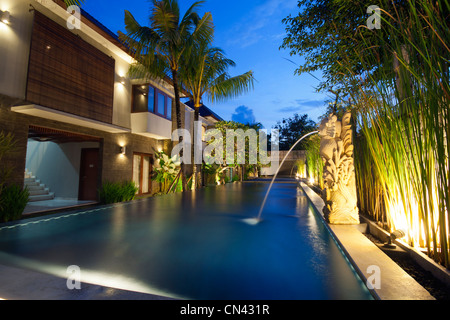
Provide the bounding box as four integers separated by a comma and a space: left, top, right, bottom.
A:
28, 193, 55, 202
29, 188, 50, 196
26, 184, 46, 191
24, 177, 37, 183
24, 180, 41, 187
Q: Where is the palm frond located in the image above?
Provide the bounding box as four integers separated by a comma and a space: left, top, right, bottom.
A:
209, 71, 255, 103
63, 0, 84, 7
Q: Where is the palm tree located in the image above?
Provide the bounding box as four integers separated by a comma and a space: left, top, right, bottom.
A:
119, 0, 214, 191
63, 0, 84, 6
180, 44, 255, 189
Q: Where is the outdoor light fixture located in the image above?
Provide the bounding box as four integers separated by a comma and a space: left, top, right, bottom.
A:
383, 229, 406, 249
1, 10, 10, 24
120, 146, 126, 155
119, 77, 126, 85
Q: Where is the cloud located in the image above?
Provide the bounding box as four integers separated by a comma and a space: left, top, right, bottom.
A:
278, 106, 303, 113
232, 105, 256, 125
295, 99, 327, 108
277, 98, 327, 113
227, 0, 298, 48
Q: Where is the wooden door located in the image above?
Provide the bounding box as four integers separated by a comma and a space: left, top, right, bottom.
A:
78, 148, 100, 200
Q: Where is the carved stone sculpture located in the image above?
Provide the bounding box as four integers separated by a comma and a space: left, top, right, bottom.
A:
319, 112, 359, 225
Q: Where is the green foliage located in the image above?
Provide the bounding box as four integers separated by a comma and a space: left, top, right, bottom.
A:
203, 121, 264, 183
330, 0, 450, 267
152, 151, 181, 193
202, 161, 225, 185
281, 0, 408, 94
120, 0, 215, 192
272, 113, 316, 150
294, 159, 306, 177
0, 131, 16, 192
63, 0, 85, 6
304, 135, 323, 189
210, 120, 264, 166
180, 45, 255, 107
0, 185, 29, 223
0, 131, 25, 222
99, 181, 138, 204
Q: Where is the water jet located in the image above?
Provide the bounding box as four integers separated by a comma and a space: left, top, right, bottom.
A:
254, 131, 319, 223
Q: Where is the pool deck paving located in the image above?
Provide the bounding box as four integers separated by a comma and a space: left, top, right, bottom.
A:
0, 263, 173, 300
300, 181, 435, 300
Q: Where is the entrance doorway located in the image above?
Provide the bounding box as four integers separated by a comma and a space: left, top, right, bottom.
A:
25, 125, 101, 203
79, 148, 100, 201
133, 153, 153, 195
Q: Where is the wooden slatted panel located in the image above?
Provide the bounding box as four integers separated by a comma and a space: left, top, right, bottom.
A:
26, 11, 115, 124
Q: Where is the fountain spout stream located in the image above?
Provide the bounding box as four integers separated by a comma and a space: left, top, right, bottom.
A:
243, 131, 319, 225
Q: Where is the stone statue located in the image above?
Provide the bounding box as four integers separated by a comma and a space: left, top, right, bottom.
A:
319, 112, 359, 225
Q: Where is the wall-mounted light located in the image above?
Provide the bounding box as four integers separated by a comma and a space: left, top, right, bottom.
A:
119, 77, 126, 85
1, 11, 10, 24
120, 146, 126, 155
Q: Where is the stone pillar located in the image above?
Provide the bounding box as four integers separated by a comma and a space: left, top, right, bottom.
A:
319, 112, 359, 225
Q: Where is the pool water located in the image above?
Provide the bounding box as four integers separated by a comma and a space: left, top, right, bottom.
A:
0, 182, 373, 300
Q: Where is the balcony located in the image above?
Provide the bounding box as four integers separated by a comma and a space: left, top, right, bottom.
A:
131, 112, 172, 140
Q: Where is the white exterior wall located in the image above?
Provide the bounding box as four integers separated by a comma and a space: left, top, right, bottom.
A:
26, 139, 100, 199
0, 0, 34, 100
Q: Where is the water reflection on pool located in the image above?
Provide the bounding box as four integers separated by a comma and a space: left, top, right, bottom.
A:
0, 182, 373, 300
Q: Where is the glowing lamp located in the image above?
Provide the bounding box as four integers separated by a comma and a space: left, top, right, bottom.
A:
383, 229, 406, 249
1, 11, 10, 24
119, 146, 126, 155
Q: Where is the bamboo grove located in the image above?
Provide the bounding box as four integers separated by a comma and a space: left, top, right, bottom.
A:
350, 0, 449, 267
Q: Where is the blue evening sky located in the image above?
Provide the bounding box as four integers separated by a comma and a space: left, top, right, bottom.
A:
81, 0, 329, 129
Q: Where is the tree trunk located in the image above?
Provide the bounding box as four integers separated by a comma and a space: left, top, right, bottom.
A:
171, 69, 187, 192
191, 105, 202, 189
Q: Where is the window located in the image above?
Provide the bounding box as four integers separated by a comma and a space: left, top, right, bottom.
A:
157, 92, 165, 115
132, 84, 172, 120
148, 86, 155, 112
133, 153, 153, 195
133, 86, 148, 112
167, 97, 172, 120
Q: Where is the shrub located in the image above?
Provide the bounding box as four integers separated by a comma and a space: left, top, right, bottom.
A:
99, 181, 138, 204
0, 184, 29, 222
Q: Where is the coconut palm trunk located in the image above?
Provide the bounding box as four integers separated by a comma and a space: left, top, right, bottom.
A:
171, 69, 188, 191
180, 45, 255, 189
120, 0, 214, 192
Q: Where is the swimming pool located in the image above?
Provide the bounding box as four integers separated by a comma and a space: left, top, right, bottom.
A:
0, 181, 373, 300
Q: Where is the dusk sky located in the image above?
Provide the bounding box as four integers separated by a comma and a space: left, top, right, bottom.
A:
81, 0, 329, 130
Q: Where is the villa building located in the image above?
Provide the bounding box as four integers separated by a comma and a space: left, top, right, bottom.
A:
0, 0, 221, 204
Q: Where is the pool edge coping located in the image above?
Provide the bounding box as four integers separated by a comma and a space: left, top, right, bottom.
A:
299, 181, 435, 300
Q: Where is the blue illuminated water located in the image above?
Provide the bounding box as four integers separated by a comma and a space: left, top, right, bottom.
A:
0, 181, 373, 300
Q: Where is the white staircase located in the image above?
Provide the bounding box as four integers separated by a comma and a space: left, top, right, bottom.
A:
24, 170, 55, 202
